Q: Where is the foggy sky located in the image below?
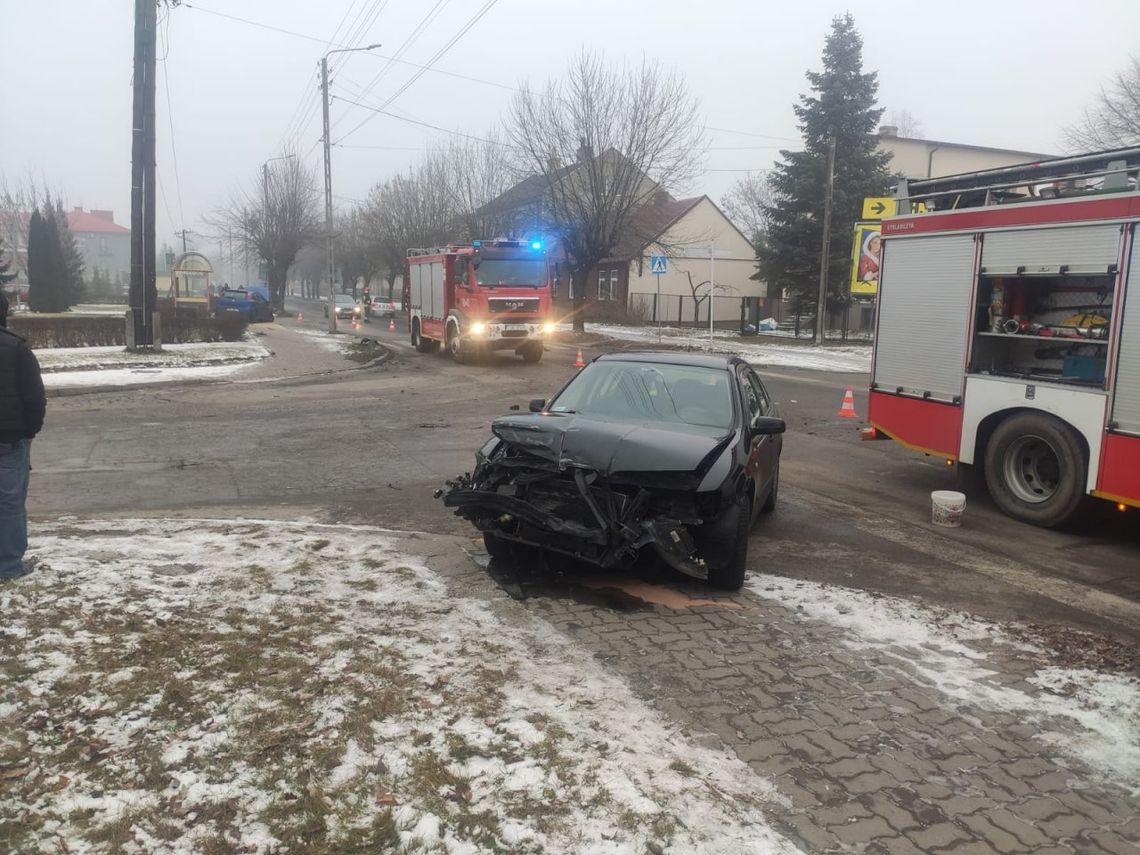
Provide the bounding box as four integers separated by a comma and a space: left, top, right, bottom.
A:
3, 0, 1138, 256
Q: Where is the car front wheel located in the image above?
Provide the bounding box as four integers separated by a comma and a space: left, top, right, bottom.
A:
702, 499, 750, 591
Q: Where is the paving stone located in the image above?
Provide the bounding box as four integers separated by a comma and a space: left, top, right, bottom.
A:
777, 813, 838, 851
958, 814, 1032, 854
867, 754, 923, 783
809, 799, 875, 828
986, 808, 1054, 848
904, 822, 974, 851
806, 730, 858, 761
938, 794, 997, 817
1036, 811, 1101, 841
1083, 829, 1140, 855
832, 816, 897, 846
842, 771, 899, 795
856, 793, 922, 833
1052, 791, 1121, 826
823, 757, 878, 780
1013, 795, 1067, 822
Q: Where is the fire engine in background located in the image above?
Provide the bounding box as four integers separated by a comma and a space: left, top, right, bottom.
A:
404, 239, 555, 364
867, 148, 1140, 527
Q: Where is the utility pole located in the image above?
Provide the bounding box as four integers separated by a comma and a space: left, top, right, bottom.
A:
321, 55, 336, 333
174, 229, 191, 252
814, 135, 837, 347
319, 43, 380, 334
129, 0, 158, 348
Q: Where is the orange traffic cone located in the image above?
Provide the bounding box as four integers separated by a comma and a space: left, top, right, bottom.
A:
574, 348, 586, 369
296, 312, 303, 323
837, 385, 858, 419
388, 317, 396, 332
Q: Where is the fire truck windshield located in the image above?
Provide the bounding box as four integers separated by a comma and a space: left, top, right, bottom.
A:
473, 259, 545, 288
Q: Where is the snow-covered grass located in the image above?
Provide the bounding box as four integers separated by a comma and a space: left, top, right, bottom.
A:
1, 520, 798, 854
586, 323, 872, 374
36, 340, 270, 389
35, 341, 270, 373
42, 362, 262, 389
747, 574, 1140, 792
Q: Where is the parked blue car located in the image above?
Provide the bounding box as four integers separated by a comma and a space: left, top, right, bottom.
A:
215, 288, 275, 323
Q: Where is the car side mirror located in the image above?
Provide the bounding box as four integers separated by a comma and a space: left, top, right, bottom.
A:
751, 416, 786, 435
528, 398, 546, 413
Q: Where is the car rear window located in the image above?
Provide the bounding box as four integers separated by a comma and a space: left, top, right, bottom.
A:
550, 361, 734, 429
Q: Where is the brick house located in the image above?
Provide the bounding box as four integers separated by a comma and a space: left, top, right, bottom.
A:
67, 207, 131, 284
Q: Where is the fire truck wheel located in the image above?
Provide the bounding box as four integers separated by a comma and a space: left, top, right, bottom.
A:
411, 319, 437, 353
447, 325, 471, 364
983, 412, 1086, 528
520, 342, 544, 363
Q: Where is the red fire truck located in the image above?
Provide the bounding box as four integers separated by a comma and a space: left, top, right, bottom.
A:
868, 148, 1140, 527
405, 239, 554, 364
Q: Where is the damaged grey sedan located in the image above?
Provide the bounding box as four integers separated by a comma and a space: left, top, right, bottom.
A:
441, 352, 784, 590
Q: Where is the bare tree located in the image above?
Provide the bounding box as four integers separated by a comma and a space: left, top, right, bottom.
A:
335, 206, 384, 297
885, 108, 923, 138
508, 51, 705, 332
362, 162, 456, 297
721, 173, 771, 245
432, 134, 516, 240
1064, 56, 1140, 151
212, 154, 321, 311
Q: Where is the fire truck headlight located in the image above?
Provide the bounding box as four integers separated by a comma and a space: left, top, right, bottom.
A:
470, 322, 485, 335
543, 321, 555, 334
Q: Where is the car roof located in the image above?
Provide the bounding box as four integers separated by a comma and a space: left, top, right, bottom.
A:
594, 350, 743, 370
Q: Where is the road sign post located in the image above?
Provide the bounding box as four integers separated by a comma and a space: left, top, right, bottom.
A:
650, 256, 667, 344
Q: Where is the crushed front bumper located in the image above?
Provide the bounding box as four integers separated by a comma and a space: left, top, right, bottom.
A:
440, 460, 711, 580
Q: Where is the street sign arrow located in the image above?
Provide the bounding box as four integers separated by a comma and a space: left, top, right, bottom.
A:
871, 201, 886, 215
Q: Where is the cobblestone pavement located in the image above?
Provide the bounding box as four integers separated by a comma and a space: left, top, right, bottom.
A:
431, 541, 1140, 854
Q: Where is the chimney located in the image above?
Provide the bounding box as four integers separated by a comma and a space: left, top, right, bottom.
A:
878, 125, 899, 138
92, 209, 115, 223
576, 142, 594, 163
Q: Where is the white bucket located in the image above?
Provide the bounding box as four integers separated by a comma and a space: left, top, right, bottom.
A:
931, 490, 967, 527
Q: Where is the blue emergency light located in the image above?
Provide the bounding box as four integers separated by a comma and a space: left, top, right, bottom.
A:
530, 241, 542, 250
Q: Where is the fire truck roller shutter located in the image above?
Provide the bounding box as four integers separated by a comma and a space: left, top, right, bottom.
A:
980, 224, 1122, 276
1110, 226, 1140, 436
873, 234, 976, 402
430, 261, 445, 320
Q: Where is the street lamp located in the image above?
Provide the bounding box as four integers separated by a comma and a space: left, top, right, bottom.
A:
321, 43, 381, 333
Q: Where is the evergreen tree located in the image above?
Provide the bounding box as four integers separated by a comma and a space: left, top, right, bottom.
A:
28, 208, 68, 312
53, 201, 86, 305
758, 14, 892, 310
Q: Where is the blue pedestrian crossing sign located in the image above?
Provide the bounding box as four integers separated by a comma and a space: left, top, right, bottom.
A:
650, 255, 668, 275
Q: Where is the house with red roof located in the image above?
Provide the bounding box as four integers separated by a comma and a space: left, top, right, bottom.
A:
67, 207, 131, 286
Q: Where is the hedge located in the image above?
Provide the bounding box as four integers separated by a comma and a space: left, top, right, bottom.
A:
10, 312, 249, 349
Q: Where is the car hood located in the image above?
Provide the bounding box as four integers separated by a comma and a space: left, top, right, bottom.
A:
491, 413, 734, 477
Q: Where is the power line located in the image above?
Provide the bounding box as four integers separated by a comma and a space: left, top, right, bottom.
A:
334, 0, 500, 145
329, 0, 453, 135
331, 96, 514, 147
278, 0, 388, 154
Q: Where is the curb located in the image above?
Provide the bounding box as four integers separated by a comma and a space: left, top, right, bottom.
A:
45, 344, 393, 398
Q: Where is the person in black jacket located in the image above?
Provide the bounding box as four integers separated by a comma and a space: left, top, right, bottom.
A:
0, 292, 45, 579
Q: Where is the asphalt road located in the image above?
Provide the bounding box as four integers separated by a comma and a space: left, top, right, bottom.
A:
28, 303, 1140, 644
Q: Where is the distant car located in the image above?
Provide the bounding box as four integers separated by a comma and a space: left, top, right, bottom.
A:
371, 298, 402, 317
215, 288, 274, 322
442, 352, 785, 590
324, 293, 362, 320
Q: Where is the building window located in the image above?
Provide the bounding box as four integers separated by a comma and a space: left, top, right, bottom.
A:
598, 268, 618, 301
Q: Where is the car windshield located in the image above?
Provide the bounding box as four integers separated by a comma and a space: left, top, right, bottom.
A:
474, 259, 545, 288
221, 291, 247, 300
549, 361, 734, 429
336, 295, 356, 305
